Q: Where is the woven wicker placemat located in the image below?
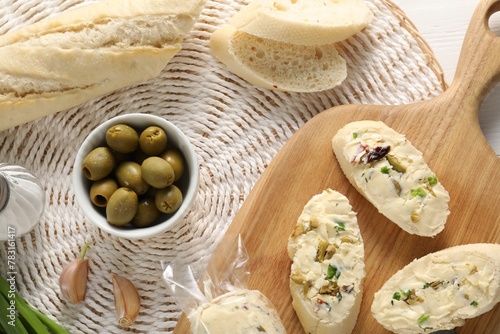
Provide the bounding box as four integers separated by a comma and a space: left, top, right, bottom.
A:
0, 0, 447, 333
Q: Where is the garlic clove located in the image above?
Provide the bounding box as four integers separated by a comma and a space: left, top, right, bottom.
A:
59, 242, 92, 303
112, 274, 141, 327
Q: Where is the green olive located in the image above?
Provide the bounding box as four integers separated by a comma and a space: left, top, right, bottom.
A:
161, 149, 185, 181
89, 178, 118, 207
155, 185, 183, 214
115, 161, 150, 195
82, 147, 116, 181
106, 187, 138, 226
139, 126, 167, 156
106, 124, 139, 153
132, 198, 161, 228
141, 157, 174, 188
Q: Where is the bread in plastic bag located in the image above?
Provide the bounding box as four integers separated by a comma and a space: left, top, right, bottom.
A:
162, 233, 286, 333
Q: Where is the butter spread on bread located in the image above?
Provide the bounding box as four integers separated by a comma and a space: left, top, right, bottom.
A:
0, 0, 206, 131
288, 189, 365, 334
189, 289, 286, 334
371, 243, 500, 334
230, 0, 373, 46
332, 120, 450, 237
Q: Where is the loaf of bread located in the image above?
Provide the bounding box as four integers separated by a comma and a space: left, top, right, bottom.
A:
230, 0, 373, 46
371, 243, 500, 333
210, 25, 347, 92
288, 189, 365, 334
0, 0, 207, 131
332, 120, 450, 237
189, 289, 287, 334
210, 0, 372, 92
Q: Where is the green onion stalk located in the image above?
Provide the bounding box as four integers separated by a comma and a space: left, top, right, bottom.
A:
0, 275, 68, 334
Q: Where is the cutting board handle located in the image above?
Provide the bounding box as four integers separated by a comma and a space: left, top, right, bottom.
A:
448, 0, 500, 110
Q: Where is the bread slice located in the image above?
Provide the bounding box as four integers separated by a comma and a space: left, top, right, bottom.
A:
288, 189, 365, 334
371, 243, 500, 333
210, 24, 347, 92
332, 120, 450, 237
0, 0, 207, 131
230, 0, 373, 46
189, 289, 287, 333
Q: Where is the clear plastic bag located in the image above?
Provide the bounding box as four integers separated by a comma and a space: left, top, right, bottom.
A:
162, 234, 286, 334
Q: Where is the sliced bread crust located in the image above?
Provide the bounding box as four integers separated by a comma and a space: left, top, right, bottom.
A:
229, 0, 373, 46
210, 25, 347, 92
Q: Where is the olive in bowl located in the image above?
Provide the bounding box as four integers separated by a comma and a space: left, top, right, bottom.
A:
73, 113, 199, 240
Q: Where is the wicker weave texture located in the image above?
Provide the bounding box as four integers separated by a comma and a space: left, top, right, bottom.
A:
0, 0, 445, 333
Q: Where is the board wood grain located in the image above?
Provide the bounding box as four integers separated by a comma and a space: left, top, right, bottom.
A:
175, 0, 500, 332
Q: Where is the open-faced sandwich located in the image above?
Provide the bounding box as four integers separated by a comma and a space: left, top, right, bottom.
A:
288, 189, 365, 334
371, 243, 500, 333
332, 120, 450, 237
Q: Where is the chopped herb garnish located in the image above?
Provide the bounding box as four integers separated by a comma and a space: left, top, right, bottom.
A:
417, 314, 430, 324
417, 315, 433, 332
326, 265, 335, 280
353, 132, 358, 139
405, 289, 424, 304
428, 175, 438, 186
393, 289, 417, 303
381, 166, 390, 174
257, 325, 267, 332
326, 264, 341, 280
337, 292, 343, 302
418, 324, 434, 332
411, 187, 427, 197
336, 221, 346, 232
423, 282, 430, 289
470, 301, 478, 307
391, 300, 394, 306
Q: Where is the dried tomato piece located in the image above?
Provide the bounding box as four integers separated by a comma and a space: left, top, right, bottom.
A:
362, 145, 390, 164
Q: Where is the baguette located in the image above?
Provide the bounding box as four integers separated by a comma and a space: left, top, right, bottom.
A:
0, 0, 207, 131
288, 189, 365, 334
230, 0, 373, 46
332, 120, 450, 237
189, 289, 286, 334
210, 25, 347, 92
371, 243, 500, 333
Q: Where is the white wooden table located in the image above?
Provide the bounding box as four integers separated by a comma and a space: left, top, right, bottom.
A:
395, 0, 500, 155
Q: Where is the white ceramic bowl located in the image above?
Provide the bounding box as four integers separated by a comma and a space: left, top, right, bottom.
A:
73, 113, 199, 239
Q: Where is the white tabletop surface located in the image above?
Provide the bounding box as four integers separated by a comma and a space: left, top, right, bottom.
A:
394, 0, 500, 156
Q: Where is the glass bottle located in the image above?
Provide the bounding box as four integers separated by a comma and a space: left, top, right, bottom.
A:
0, 163, 45, 241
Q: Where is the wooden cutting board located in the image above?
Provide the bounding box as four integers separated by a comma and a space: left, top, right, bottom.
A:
175, 0, 500, 332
